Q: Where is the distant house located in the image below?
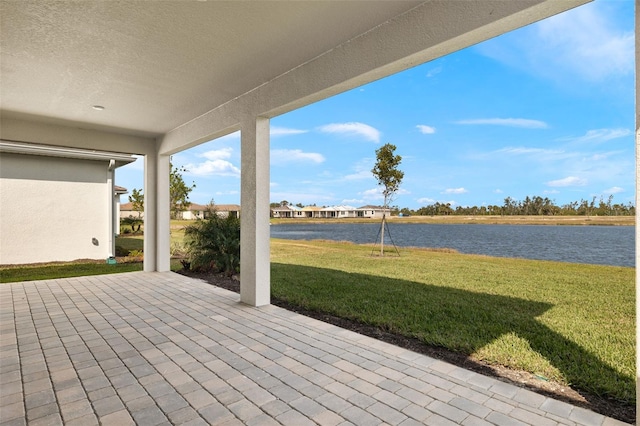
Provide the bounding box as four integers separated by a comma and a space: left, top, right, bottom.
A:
301, 206, 322, 218
120, 202, 142, 219
0, 141, 135, 264
180, 203, 241, 220
121, 202, 241, 220
114, 186, 129, 225
320, 205, 358, 218
271, 204, 389, 219
271, 205, 296, 218
356, 205, 390, 219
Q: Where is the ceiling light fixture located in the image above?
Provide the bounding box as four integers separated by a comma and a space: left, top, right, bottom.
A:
92, 105, 105, 111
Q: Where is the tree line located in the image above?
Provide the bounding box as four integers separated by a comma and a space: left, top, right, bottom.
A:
399, 195, 635, 217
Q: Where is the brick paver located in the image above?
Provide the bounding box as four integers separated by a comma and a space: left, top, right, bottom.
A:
0, 272, 630, 425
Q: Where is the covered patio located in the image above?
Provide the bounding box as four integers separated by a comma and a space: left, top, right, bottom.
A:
0, 272, 625, 425
2, 1, 637, 425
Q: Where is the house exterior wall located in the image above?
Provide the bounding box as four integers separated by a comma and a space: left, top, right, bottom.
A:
0, 153, 110, 264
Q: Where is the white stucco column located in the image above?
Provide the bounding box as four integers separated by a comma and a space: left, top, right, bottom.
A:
143, 151, 171, 272
240, 116, 271, 307
143, 152, 157, 272
157, 154, 171, 271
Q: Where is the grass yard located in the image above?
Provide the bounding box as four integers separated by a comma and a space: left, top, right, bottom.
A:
0, 261, 143, 283
270, 239, 635, 405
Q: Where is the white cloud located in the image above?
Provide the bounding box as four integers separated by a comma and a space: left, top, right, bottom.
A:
543, 190, 560, 194
442, 187, 468, 194
360, 187, 408, 201
362, 188, 384, 200
184, 148, 240, 177
343, 158, 374, 181
455, 118, 548, 129
271, 192, 334, 204
603, 186, 624, 194
546, 176, 587, 187
496, 147, 564, 155
186, 160, 240, 177
426, 66, 442, 78
185, 147, 240, 177
215, 190, 239, 196
318, 122, 381, 143
200, 147, 233, 161
566, 128, 632, 143
416, 125, 436, 134
271, 149, 325, 165
534, 3, 634, 81
476, 2, 633, 82
344, 170, 372, 181
270, 127, 308, 136
342, 198, 364, 205
417, 197, 435, 204
493, 189, 503, 194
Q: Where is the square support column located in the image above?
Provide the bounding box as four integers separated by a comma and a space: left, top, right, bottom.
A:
143, 152, 157, 272
143, 151, 171, 272
157, 154, 172, 272
240, 117, 271, 306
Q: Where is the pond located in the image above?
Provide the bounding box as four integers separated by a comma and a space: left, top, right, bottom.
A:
271, 223, 635, 267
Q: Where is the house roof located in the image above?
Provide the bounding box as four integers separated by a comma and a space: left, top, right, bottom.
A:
322, 205, 357, 211
120, 202, 241, 212
114, 186, 128, 194
358, 205, 388, 210
188, 203, 241, 212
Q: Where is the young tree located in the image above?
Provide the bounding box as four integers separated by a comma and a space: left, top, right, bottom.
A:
170, 161, 196, 219
128, 188, 144, 218
371, 143, 404, 256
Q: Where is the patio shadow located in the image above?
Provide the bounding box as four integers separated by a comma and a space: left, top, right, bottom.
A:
271, 263, 633, 411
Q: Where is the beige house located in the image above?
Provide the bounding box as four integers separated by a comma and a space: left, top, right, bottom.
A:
120, 202, 142, 219
0, 141, 135, 264
273, 205, 389, 219
121, 202, 240, 220
357, 205, 390, 219
180, 203, 241, 220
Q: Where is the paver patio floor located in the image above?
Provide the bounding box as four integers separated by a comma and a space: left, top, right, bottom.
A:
0, 272, 629, 425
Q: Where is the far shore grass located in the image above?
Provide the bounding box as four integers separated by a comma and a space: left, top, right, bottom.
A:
271, 214, 634, 226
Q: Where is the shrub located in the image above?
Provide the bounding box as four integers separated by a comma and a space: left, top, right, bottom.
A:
128, 250, 143, 258
184, 211, 240, 275
120, 217, 143, 234
115, 245, 129, 257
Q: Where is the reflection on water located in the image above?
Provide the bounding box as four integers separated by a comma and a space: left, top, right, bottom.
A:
271, 223, 635, 267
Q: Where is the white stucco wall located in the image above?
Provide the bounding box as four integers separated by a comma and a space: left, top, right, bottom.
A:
0, 153, 111, 264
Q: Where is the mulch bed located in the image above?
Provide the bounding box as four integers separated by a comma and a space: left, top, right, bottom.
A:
178, 270, 635, 424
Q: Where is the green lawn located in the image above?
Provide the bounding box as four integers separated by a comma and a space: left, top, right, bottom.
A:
0, 262, 143, 283
270, 239, 635, 405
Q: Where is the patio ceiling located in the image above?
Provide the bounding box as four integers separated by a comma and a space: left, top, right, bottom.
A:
1, 0, 588, 148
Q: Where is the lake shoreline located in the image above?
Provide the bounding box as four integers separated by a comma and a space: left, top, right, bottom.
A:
271, 215, 634, 226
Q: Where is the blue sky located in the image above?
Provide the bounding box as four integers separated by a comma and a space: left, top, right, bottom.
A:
118, 0, 635, 210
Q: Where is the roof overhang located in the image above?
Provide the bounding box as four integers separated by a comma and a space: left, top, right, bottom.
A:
0, 140, 136, 168
0, 1, 590, 155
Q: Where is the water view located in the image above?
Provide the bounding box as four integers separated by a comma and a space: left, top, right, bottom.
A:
271, 223, 635, 267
